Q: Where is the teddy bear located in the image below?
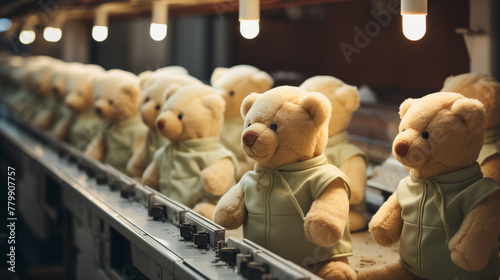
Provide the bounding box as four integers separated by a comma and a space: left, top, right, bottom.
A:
141, 84, 238, 220
6, 56, 52, 119
300, 75, 369, 232
357, 92, 500, 280
126, 68, 202, 180
210, 65, 274, 179
441, 73, 500, 185
85, 69, 148, 175
31, 59, 67, 129
50, 62, 86, 139
213, 86, 356, 280
64, 64, 105, 151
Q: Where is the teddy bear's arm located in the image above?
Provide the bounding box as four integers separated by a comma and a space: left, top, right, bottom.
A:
304, 178, 350, 247
368, 192, 403, 247
449, 190, 500, 271
201, 158, 236, 196
213, 183, 247, 230
126, 140, 147, 178
141, 161, 159, 191
339, 155, 367, 205
33, 109, 54, 129
84, 132, 106, 162
481, 154, 500, 185
52, 115, 72, 140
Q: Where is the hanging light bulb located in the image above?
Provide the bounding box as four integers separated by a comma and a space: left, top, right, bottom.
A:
20, 29, 36, 44
92, 8, 108, 42
239, 0, 259, 39
401, 0, 427, 41
43, 15, 64, 42
43, 27, 62, 42
150, 1, 168, 41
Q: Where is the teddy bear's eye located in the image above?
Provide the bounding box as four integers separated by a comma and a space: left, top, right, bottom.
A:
144, 97, 150, 103
402, 129, 406, 132
270, 123, 278, 132
421, 131, 429, 139
155, 105, 161, 111
247, 123, 251, 127
229, 91, 235, 97
109, 100, 114, 105
178, 113, 183, 120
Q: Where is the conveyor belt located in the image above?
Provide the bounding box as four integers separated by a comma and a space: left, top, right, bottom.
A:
0, 106, 321, 280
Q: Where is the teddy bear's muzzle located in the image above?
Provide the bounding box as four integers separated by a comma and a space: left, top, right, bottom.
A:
394, 141, 409, 157
157, 119, 165, 130
242, 131, 258, 147
95, 106, 102, 116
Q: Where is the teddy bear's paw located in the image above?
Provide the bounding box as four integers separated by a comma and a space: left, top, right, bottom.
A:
450, 245, 490, 271
304, 216, 342, 247
193, 203, 216, 221
349, 210, 368, 232
213, 207, 245, 230
315, 260, 356, 280
201, 170, 228, 196
369, 224, 399, 247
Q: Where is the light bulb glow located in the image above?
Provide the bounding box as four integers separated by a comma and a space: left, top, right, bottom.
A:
402, 14, 426, 41
43, 27, 62, 42
240, 20, 259, 39
20, 30, 36, 44
150, 23, 167, 41
92, 25, 108, 42
0, 18, 12, 33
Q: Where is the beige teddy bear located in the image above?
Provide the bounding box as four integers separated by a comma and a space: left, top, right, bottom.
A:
7, 56, 54, 119
214, 86, 356, 280
30, 58, 65, 127
50, 62, 85, 139
441, 73, 500, 185
358, 92, 500, 280
141, 84, 238, 220
126, 69, 202, 180
64, 64, 105, 151
300, 75, 368, 232
85, 69, 148, 174
210, 65, 274, 178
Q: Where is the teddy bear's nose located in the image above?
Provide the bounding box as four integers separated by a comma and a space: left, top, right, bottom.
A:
95, 107, 102, 116
157, 119, 165, 130
243, 131, 258, 147
394, 141, 409, 157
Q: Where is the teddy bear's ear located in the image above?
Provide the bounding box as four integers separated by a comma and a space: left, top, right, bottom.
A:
138, 71, 154, 90
299, 92, 332, 127
251, 71, 274, 92
121, 83, 140, 99
162, 83, 182, 103
442, 75, 455, 87
241, 92, 260, 118
335, 85, 360, 113
450, 97, 486, 132
210, 67, 228, 85
399, 98, 416, 119
203, 93, 225, 115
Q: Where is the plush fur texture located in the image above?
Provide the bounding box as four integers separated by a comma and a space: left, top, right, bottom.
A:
358, 92, 500, 280
214, 86, 355, 279
441, 73, 500, 184
126, 69, 202, 179
211, 65, 274, 178
141, 84, 236, 220
64, 64, 105, 151
85, 69, 147, 173
300, 75, 368, 232
31, 59, 64, 129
